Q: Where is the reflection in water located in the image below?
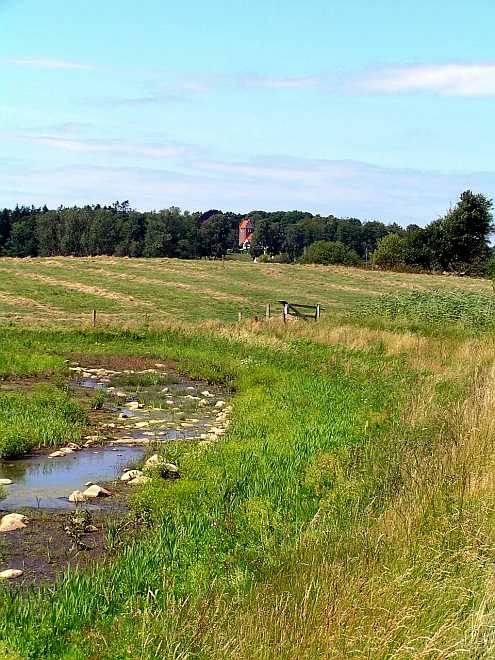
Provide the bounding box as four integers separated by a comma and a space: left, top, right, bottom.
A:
0, 445, 144, 509
0, 368, 225, 510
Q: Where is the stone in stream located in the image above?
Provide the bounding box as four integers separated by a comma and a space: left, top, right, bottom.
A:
127, 475, 151, 486
0, 569, 23, 580
215, 401, 226, 410
201, 390, 214, 398
161, 387, 169, 393
120, 469, 144, 482
144, 454, 163, 468
0, 479, 13, 486
144, 455, 180, 479
127, 401, 142, 410
48, 449, 72, 458
66, 442, 81, 451
68, 490, 86, 503
198, 399, 209, 407
0, 513, 28, 533
82, 484, 111, 498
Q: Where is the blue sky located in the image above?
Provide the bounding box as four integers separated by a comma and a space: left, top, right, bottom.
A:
1, 0, 495, 225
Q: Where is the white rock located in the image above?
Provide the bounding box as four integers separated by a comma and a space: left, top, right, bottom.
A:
0, 479, 13, 486
215, 401, 226, 409
127, 475, 151, 486
144, 454, 163, 468
0, 569, 23, 579
66, 442, 81, 451
161, 387, 169, 393
120, 469, 144, 482
198, 399, 209, 407
48, 450, 65, 458
127, 401, 140, 409
201, 390, 214, 398
82, 484, 111, 498
68, 490, 86, 503
0, 513, 28, 533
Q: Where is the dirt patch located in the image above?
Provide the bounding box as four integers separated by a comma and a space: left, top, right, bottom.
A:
0, 503, 141, 588
67, 353, 178, 372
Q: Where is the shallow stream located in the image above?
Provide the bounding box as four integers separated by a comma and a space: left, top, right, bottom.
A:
0, 364, 228, 510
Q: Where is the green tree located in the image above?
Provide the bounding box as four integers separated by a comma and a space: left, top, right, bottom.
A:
199, 213, 234, 258
429, 191, 493, 271
302, 240, 361, 265
373, 233, 407, 269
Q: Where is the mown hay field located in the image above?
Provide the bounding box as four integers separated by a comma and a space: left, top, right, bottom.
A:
0, 256, 491, 325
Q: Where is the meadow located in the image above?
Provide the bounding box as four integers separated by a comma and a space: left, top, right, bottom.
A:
0, 258, 494, 658
0, 256, 491, 325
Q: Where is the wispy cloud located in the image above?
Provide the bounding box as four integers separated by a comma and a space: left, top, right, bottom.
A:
1, 153, 493, 224
7, 133, 192, 159
356, 63, 495, 97
236, 75, 322, 90
4, 57, 97, 71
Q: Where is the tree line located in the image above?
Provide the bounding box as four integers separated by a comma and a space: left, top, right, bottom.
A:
0, 191, 492, 275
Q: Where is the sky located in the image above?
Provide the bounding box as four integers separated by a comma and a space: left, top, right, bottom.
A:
1, 0, 495, 225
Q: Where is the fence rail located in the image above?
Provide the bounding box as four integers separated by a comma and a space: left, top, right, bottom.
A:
277, 300, 321, 322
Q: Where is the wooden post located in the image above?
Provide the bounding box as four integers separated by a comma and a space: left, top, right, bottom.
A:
238, 311, 242, 322
283, 302, 288, 323
265, 303, 271, 320
316, 304, 321, 321
92, 309, 97, 327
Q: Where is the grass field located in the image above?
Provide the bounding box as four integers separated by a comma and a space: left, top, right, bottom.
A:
1, 258, 495, 658
0, 256, 491, 325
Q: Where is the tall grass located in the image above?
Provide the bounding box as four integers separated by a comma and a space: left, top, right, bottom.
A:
0, 386, 87, 457
354, 288, 495, 332
0, 321, 494, 657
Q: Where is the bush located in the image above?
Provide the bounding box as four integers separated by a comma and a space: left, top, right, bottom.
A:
373, 233, 406, 269
301, 241, 361, 266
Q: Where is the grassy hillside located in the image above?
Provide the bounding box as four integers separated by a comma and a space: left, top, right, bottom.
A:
1, 260, 495, 658
0, 256, 491, 325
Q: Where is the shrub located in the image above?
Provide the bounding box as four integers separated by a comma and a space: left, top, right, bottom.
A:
301, 240, 361, 265
373, 233, 406, 269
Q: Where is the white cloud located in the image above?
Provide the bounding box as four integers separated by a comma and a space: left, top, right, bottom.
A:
357, 63, 495, 97
4, 57, 97, 71
237, 75, 322, 90
1, 155, 493, 225
7, 134, 191, 159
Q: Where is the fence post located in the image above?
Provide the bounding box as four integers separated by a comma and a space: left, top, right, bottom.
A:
316, 304, 321, 321
238, 311, 242, 322
266, 303, 271, 320
283, 303, 288, 323
92, 309, 97, 327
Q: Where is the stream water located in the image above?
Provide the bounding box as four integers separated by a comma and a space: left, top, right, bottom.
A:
0, 366, 227, 510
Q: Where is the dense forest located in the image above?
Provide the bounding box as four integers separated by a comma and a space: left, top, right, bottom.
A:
0, 191, 492, 275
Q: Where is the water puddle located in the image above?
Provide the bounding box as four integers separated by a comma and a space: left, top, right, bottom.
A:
0, 363, 229, 510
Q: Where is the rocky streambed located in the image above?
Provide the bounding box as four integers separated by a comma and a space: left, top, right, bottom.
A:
0, 359, 231, 584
